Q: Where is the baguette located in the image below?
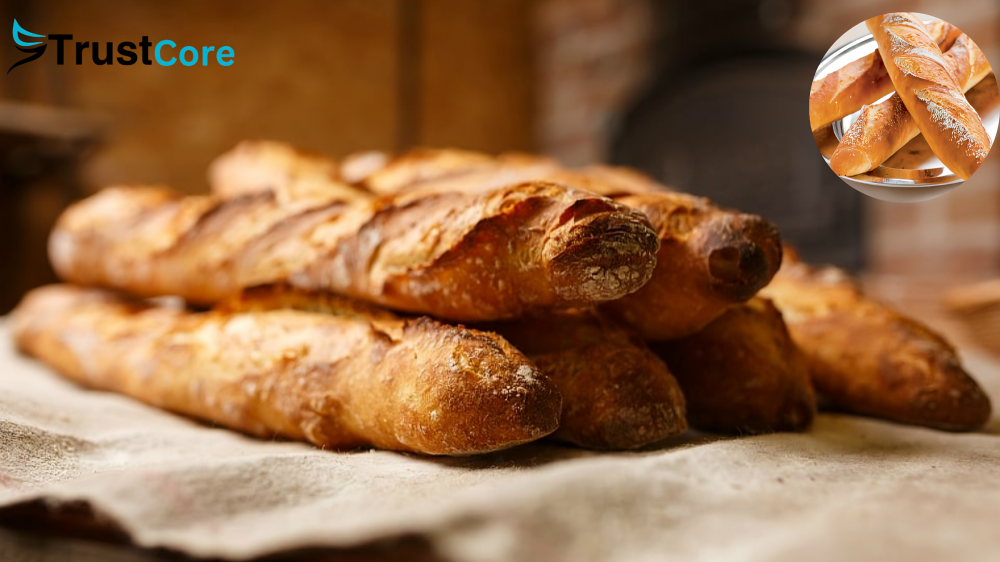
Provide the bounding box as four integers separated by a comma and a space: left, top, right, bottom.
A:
209, 144, 783, 340
415, 157, 784, 340
488, 169, 781, 341
209, 140, 370, 204
578, 164, 666, 194
830, 33, 992, 177
652, 297, 816, 434
760, 261, 992, 431
809, 19, 961, 131
211, 148, 690, 447
50, 182, 660, 320
360, 154, 784, 340
964, 72, 1000, 122
813, 124, 840, 159
370, 151, 563, 197
12, 285, 562, 455
866, 13, 991, 179
602, 190, 782, 340
364, 148, 530, 195
339, 150, 390, 185
480, 310, 687, 449
232, 285, 689, 449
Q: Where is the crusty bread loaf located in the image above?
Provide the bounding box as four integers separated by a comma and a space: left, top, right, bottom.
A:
809, 19, 961, 131
830, 33, 992, 177
209, 140, 370, 204
652, 297, 816, 434
760, 260, 992, 431
209, 146, 691, 448
446, 164, 784, 340
339, 150, 390, 185
50, 181, 659, 320
435, 153, 784, 340
362, 154, 783, 340
829, 95, 915, 177
480, 310, 687, 449
364, 148, 511, 195
12, 285, 562, 455
964, 72, 1000, 121
946, 34, 994, 93
208, 143, 783, 340
374, 152, 563, 197
576, 164, 665, 194
233, 285, 689, 450
866, 13, 991, 179
809, 21, 961, 131
813, 124, 840, 159
602, 190, 782, 340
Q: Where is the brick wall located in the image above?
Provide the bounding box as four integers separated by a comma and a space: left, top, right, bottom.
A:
533, 0, 1000, 294
534, 0, 655, 166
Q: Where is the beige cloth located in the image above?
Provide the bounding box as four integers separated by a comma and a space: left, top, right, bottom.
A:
1, 319, 999, 561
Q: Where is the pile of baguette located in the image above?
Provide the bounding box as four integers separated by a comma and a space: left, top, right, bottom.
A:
11, 138, 992, 456
812, 13, 995, 179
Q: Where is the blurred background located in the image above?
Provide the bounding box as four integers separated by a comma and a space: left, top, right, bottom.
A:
1, 0, 998, 319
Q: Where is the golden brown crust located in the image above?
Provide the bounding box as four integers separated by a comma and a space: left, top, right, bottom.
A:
830, 94, 917, 177
829, 33, 992, 177
809, 19, 960, 131
353, 154, 656, 200
350, 150, 784, 339
760, 263, 992, 431
208, 140, 369, 204
652, 298, 816, 434
13, 285, 562, 455
338, 150, 390, 185
372, 152, 563, 198
363, 148, 504, 195
964, 73, 1000, 127
810, 50, 892, 132
577, 164, 665, 195
867, 13, 991, 180
812, 124, 840, 160
232, 286, 688, 450
946, 34, 993, 92
205, 143, 780, 338
480, 310, 687, 449
603, 192, 783, 340
221, 283, 400, 320
50, 182, 659, 321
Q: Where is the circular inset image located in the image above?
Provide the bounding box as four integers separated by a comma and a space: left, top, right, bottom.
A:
811, 13, 999, 202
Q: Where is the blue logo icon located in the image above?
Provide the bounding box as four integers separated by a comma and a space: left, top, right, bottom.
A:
9, 19, 46, 74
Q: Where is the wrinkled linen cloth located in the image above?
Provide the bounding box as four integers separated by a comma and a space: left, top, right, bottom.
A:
1, 319, 999, 562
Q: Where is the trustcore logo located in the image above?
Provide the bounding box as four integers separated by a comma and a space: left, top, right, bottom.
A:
9, 19, 235, 74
